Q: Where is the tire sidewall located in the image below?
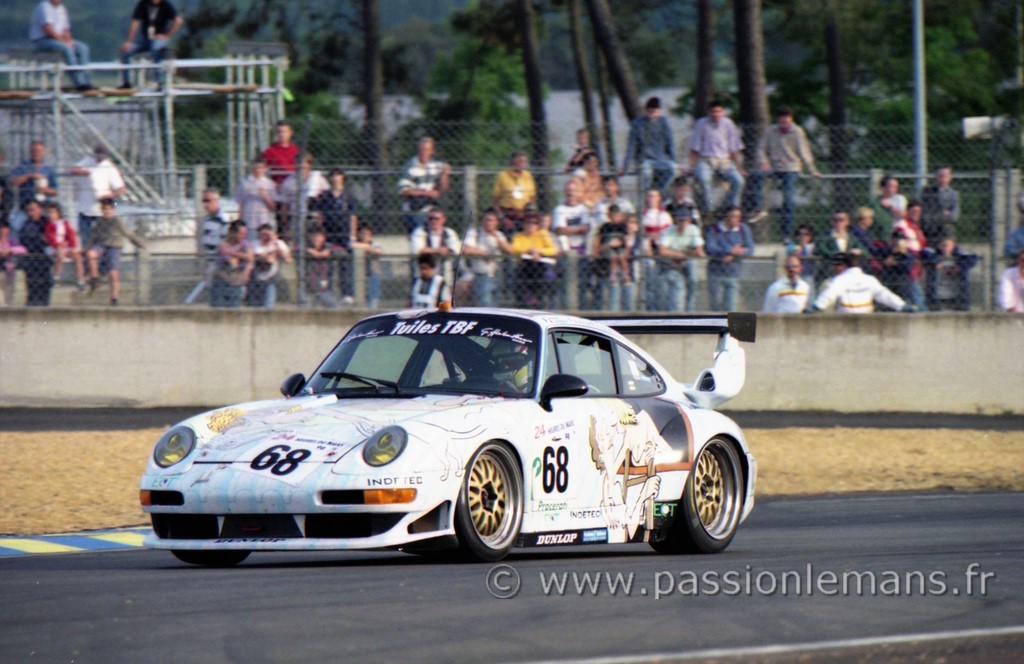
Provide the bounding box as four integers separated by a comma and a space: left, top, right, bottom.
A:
453, 442, 523, 562
679, 439, 744, 553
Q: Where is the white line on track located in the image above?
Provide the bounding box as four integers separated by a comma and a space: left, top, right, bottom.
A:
514, 624, 1024, 664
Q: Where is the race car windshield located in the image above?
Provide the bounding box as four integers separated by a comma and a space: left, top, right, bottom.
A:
309, 314, 542, 398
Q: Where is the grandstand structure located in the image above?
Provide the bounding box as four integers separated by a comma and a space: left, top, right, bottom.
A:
0, 42, 288, 237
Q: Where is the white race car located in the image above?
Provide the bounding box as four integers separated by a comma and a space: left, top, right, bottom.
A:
140, 308, 757, 565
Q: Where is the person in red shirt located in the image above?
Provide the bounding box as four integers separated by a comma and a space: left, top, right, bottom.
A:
43, 201, 85, 290
261, 120, 299, 186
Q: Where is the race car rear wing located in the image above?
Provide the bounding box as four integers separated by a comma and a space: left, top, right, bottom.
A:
592, 313, 757, 409
591, 312, 756, 343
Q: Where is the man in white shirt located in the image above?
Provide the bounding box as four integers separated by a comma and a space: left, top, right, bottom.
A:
552, 179, 598, 309
30, 0, 93, 90
763, 254, 811, 313
398, 137, 451, 233
410, 208, 461, 285
70, 145, 126, 246
811, 253, 909, 314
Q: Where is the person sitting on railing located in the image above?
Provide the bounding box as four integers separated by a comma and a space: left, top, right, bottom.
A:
43, 201, 85, 291
622, 96, 678, 195
491, 151, 536, 235
85, 198, 147, 306
70, 145, 126, 248
118, 0, 184, 89
29, 0, 94, 91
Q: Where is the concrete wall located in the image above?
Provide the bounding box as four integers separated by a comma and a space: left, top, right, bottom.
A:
1, 309, 1022, 414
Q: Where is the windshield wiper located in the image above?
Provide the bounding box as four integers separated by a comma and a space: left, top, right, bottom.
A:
319, 371, 401, 394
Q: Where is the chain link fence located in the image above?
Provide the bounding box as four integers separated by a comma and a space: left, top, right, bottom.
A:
2, 117, 1020, 311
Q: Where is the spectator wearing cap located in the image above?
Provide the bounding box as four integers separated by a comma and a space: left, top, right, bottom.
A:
998, 248, 1024, 312
621, 96, 678, 194
763, 254, 811, 314
876, 228, 919, 309
704, 205, 755, 312
749, 106, 820, 240
85, 198, 147, 306
656, 201, 705, 311
921, 233, 978, 311
810, 253, 909, 314
70, 145, 126, 247
688, 99, 745, 214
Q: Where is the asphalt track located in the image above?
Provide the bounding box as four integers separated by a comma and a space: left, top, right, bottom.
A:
1, 492, 1022, 663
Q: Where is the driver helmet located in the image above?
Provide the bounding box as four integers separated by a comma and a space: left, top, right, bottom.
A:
492, 343, 534, 391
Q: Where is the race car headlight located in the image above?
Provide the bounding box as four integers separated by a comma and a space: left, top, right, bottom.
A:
153, 426, 196, 468
361, 426, 407, 467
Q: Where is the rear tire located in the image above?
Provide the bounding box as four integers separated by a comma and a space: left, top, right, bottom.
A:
650, 437, 744, 554
172, 550, 250, 567
452, 442, 523, 562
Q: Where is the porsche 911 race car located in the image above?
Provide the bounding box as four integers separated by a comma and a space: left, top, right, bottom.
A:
140, 308, 757, 566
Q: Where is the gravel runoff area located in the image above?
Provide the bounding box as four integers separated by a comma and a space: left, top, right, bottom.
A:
1, 409, 1021, 536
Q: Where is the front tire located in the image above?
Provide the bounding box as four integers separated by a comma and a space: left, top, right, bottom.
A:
172, 550, 251, 567
650, 437, 744, 554
452, 442, 523, 562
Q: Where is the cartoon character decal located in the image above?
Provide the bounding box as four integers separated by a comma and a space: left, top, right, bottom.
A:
588, 402, 668, 543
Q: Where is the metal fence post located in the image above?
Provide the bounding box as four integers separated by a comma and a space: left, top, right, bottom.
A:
463, 165, 478, 225
990, 168, 1008, 310
565, 253, 579, 311
353, 247, 366, 306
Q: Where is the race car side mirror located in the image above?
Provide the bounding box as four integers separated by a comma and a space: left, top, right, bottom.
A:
280, 373, 307, 398
539, 373, 589, 412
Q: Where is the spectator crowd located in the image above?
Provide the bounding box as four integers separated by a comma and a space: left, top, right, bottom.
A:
3, 6, 1024, 320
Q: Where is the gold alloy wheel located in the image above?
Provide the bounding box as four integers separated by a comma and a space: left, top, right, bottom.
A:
694, 448, 725, 529
468, 451, 508, 540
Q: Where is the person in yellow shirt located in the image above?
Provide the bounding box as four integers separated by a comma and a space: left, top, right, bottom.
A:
491, 152, 537, 233
507, 213, 557, 308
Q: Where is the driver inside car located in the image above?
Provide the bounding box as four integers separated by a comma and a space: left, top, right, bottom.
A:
489, 343, 535, 393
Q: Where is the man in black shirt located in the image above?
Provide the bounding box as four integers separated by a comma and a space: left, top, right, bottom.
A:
118, 0, 184, 89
